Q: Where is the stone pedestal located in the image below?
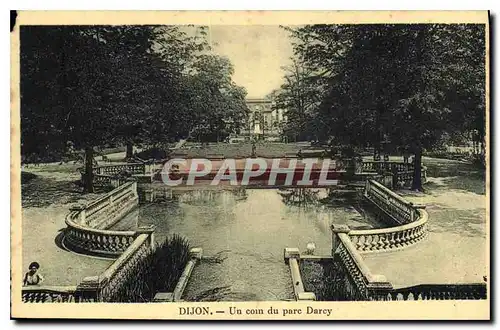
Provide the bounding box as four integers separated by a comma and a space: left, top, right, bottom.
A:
189, 247, 203, 260
76, 275, 101, 302
153, 292, 174, 302
283, 247, 300, 264
297, 292, 316, 301
331, 224, 351, 255
136, 225, 156, 252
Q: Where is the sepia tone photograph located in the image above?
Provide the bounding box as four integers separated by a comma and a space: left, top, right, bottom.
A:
11, 11, 489, 320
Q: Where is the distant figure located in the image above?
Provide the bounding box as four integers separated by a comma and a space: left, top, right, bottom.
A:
23, 262, 44, 286
251, 141, 257, 158
297, 149, 303, 159
304, 242, 316, 255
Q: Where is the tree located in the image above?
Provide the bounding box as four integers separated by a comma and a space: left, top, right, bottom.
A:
281, 24, 486, 190
270, 58, 326, 142
21, 25, 251, 193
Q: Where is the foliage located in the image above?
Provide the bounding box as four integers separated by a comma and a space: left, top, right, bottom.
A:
275, 24, 486, 190
109, 234, 191, 302
21, 26, 249, 191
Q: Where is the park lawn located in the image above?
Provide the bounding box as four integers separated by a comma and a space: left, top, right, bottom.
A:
174, 142, 312, 158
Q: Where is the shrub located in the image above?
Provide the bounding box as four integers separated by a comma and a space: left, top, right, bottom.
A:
109, 234, 190, 302
136, 147, 171, 161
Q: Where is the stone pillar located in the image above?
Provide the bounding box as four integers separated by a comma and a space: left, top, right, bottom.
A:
144, 163, 153, 176
354, 157, 363, 174
70, 205, 86, 224
131, 180, 138, 194
136, 225, 156, 252
382, 174, 394, 189
331, 224, 351, 256
189, 247, 203, 261
367, 274, 393, 301
283, 247, 300, 265
144, 189, 154, 203
76, 275, 101, 302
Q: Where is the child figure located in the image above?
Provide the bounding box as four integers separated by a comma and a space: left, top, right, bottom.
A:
23, 261, 44, 286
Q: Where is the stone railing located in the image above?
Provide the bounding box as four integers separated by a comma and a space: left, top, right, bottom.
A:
79, 163, 150, 189
64, 181, 139, 257
331, 226, 393, 300
94, 163, 146, 176
364, 179, 421, 225
348, 215, 427, 253
362, 161, 411, 173
361, 161, 427, 186
345, 180, 428, 253
326, 180, 484, 301
24, 227, 156, 303
330, 228, 486, 300
77, 226, 155, 302
386, 283, 487, 301
22, 286, 80, 303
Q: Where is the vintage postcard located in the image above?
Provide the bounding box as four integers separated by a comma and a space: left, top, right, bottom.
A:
11, 10, 490, 320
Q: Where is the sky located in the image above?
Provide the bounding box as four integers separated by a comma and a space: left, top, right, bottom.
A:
206, 26, 294, 99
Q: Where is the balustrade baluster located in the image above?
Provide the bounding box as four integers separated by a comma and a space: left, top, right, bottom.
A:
372, 235, 381, 250
405, 228, 413, 244
356, 235, 365, 251
410, 228, 418, 244
400, 230, 408, 246
365, 235, 374, 251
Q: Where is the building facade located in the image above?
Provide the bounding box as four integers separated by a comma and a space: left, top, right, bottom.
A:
239, 98, 286, 140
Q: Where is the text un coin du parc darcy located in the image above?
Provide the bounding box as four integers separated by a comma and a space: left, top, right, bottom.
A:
178, 306, 333, 317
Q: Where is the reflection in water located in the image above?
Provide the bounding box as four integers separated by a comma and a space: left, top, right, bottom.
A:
124, 188, 383, 301
278, 188, 326, 206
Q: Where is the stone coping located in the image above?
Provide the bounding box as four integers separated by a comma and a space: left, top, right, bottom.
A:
349, 208, 428, 237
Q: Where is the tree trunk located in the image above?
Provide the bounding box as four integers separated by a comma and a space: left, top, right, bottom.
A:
411, 146, 423, 191
84, 146, 94, 193
126, 142, 133, 159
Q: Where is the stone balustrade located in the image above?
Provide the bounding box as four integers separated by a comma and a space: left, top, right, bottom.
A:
23, 227, 156, 303
344, 179, 429, 253
348, 216, 427, 253
330, 228, 486, 300
386, 283, 487, 301
64, 181, 139, 257
22, 286, 80, 303
94, 163, 146, 176
361, 161, 427, 186
365, 179, 419, 225
64, 225, 136, 257
76, 226, 155, 302
79, 163, 149, 189
331, 226, 393, 300
326, 178, 484, 301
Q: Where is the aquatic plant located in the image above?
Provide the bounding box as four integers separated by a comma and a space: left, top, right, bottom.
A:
109, 234, 190, 302
300, 259, 347, 301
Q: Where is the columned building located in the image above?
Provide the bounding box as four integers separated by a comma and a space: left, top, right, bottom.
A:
240, 98, 286, 140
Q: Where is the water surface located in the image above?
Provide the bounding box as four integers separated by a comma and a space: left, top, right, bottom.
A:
114, 188, 383, 301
